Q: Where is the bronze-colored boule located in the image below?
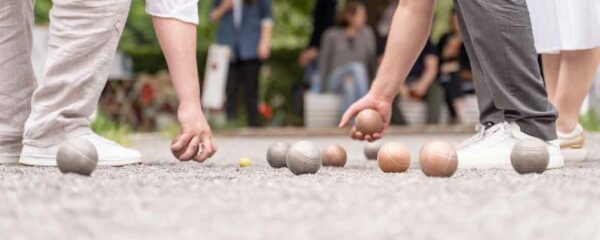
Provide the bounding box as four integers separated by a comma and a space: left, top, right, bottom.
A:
419, 141, 458, 177
377, 142, 411, 173
322, 144, 347, 167
355, 109, 384, 135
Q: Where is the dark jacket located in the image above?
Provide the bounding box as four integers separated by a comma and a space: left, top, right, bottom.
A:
213, 0, 272, 62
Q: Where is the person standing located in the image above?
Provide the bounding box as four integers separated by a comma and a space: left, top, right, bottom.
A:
526, 0, 600, 160
0, 0, 141, 166
211, 0, 273, 127
339, 0, 564, 170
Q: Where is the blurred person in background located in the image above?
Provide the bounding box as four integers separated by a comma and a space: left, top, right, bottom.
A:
211, 0, 273, 127
319, 2, 377, 114
527, 0, 600, 158
437, 9, 471, 124
396, 39, 441, 125
299, 0, 338, 92
293, 0, 337, 117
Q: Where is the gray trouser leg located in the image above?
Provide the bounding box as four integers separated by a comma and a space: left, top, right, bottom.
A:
23, 0, 132, 147
0, 0, 36, 145
454, 0, 557, 140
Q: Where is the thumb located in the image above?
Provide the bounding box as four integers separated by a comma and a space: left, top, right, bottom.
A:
339, 103, 361, 128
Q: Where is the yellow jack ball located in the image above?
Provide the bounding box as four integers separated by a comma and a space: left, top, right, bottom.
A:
239, 157, 252, 168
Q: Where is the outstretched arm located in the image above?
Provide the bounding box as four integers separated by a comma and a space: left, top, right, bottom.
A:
339, 0, 436, 141
152, 17, 217, 162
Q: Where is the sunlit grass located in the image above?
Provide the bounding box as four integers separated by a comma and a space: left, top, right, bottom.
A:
91, 113, 133, 147
580, 110, 600, 132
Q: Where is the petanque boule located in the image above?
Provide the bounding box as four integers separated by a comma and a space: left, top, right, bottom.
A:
511, 138, 549, 174
267, 142, 290, 168
322, 144, 347, 167
364, 141, 383, 160
377, 142, 411, 173
419, 141, 458, 177
286, 141, 322, 175
355, 109, 384, 135
56, 137, 98, 176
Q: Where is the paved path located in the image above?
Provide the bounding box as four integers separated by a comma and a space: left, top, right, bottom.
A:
1, 133, 599, 240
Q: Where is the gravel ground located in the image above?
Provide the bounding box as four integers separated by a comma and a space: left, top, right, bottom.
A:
1, 133, 600, 240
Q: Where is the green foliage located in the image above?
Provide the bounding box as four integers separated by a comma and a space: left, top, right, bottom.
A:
91, 113, 133, 146
580, 110, 600, 132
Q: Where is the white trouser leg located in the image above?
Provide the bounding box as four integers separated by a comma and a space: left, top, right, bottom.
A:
0, 0, 36, 146
23, 0, 132, 147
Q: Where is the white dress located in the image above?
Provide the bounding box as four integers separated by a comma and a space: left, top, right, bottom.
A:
145, 0, 199, 25
526, 0, 600, 53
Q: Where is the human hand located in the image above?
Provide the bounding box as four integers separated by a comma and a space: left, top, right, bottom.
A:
409, 81, 429, 99
258, 41, 270, 61
171, 105, 217, 162
220, 0, 233, 11
338, 92, 392, 141
298, 47, 318, 67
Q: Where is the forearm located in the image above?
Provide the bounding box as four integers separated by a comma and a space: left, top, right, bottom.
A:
418, 56, 439, 87
210, 4, 228, 22
152, 17, 201, 109
260, 23, 272, 47
369, 0, 435, 101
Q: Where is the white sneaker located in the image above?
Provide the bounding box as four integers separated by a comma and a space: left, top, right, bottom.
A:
457, 122, 564, 170
19, 133, 142, 166
0, 141, 23, 164
456, 124, 486, 150
557, 124, 587, 162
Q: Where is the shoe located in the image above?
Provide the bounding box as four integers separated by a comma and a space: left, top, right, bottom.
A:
558, 124, 587, 162
456, 124, 486, 150
0, 141, 23, 164
457, 122, 564, 170
19, 133, 142, 166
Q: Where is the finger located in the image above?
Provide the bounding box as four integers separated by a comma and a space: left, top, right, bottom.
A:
195, 135, 216, 163
372, 132, 384, 140
350, 126, 360, 140
171, 133, 193, 153
365, 135, 374, 142
354, 131, 364, 141
179, 136, 201, 161
339, 104, 361, 128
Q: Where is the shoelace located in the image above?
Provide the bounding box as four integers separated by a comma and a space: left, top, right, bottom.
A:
457, 124, 486, 149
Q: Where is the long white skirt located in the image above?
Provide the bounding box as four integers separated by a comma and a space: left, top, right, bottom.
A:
526, 0, 600, 54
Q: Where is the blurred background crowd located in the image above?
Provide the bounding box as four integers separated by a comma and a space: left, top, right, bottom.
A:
30, 0, 600, 137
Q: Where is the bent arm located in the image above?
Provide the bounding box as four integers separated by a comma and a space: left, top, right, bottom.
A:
369, 0, 436, 101
152, 17, 201, 110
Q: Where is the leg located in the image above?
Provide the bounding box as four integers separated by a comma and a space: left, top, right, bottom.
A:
0, 0, 35, 160
23, 0, 132, 147
541, 53, 561, 103
554, 48, 600, 133
226, 62, 240, 121
455, 0, 557, 140
425, 82, 443, 124
241, 60, 261, 127
454, 0, 503, 126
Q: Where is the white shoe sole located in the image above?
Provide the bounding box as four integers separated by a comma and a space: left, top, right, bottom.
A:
19, 155, 142, 167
